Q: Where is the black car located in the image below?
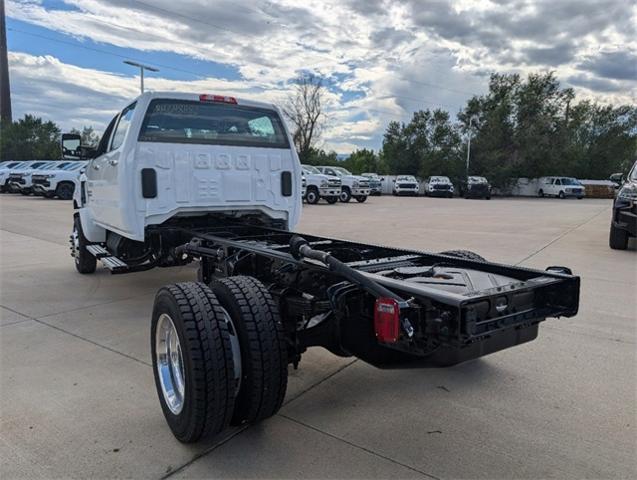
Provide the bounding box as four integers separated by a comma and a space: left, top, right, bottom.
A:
609, 162, 637, 250
460, 176, 491, 199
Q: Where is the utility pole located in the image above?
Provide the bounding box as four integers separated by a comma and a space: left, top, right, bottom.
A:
465, 115, 478, 177
123, 60, 159, 93
0, 0, 12, 124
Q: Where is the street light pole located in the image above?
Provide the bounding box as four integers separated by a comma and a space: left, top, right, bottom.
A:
123, 60, 159, 93
466, 115, 478, 177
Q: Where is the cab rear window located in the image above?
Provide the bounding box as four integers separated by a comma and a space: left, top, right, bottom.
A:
138, 99, 290, 149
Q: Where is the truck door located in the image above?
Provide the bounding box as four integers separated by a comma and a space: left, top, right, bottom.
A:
89, 103, 136, 230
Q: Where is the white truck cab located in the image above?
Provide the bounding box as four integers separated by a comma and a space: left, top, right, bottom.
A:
316, 166, 370, 203
424, 176, 454, 198
301, 164, 341, 204
537, 177, 585, 199
74, 92, 302, 244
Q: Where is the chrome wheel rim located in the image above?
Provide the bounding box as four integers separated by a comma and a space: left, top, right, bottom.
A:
156, 314, 186, 415
71, 226, 80, 265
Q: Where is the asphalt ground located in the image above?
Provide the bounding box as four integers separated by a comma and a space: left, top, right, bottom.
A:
1, 194, 635, 479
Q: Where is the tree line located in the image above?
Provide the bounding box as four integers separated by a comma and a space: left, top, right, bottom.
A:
2, 72, 635, 184
298, 72, 636, 185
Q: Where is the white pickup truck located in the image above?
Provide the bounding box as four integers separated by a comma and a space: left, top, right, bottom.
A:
423, 176, 455, 198
32, 161, 86, 199
66, 91, 580, 445
0, 161, 30, 192
301, 164, 341, 204
316, 166, 370, 203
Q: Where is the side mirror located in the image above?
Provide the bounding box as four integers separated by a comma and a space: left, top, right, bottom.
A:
61, 133, 82, 160
380, 177, 385, 181
609, 173, 623, 186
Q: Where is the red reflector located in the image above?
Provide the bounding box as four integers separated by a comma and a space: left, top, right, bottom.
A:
374, 297, 400, 343
199, 94, 237, 104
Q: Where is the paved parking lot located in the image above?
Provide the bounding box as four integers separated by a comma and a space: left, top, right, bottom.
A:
1, 194, 635, 479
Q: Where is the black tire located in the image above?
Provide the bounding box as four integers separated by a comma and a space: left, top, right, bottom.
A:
151, 282, 236, 443
211, 276, 288, 426
305, 187, 319, 205
609, 224, 629, 250
447, 192, 453, 198
71, 215, 97, 274
559, 191, 565, 199
538, 189, 544, 197
439, 249, 486, 262
56, 182, 75, 200
339, 187, 351, 203
44, 192, 55, 199
20, 189, 31, 196
355, 195, 367, 203
486, 195, 491, 200
325, 196, 338, 204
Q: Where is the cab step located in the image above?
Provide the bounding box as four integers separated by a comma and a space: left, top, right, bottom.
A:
85, 245, 129, 273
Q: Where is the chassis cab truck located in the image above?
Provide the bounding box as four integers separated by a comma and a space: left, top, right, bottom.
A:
70, 92, 580, 443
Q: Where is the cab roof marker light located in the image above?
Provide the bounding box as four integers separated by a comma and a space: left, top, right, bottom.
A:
199, 94, 237, 104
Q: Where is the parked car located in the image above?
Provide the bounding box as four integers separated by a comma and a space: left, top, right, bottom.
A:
361, 173, 383, 195
460, 176, 491, 199
608, 162, 637, 249
6, 161, 58, 194
537, 177, 585, 199
316, 166, 370, 203
301, 165, 341, 204
32, 161, 87, 199
392, 175, 419, 196
0, 161, 30, 192
423, 176, 454, 198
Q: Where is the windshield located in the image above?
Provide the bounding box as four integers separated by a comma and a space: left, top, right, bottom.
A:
62, 162, 85, 171
430, 176, 450, 183
362, 173, 379, 179
302, 165, 320, 174
139, 99, 289, 148
332, 166, 352, 176
468, 176, 487, 184
630, 162, 637, 181
397, 176, 416, 182
560, 178, 579, 185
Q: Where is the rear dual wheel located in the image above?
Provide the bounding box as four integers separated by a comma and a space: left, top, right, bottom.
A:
355, 196, 367, 203
151, 277, 288, 443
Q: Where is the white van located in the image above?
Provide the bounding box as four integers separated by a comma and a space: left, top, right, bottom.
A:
538, 177, 585, 199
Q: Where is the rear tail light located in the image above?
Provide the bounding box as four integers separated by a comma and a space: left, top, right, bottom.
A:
374, 297, 400, 343
199, 94, 237, 104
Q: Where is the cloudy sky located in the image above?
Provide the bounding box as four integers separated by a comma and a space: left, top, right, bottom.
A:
5, 0, 636, 153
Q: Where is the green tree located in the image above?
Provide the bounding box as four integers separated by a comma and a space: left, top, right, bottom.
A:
0, 114, 61, 161
344, 148, 378, 174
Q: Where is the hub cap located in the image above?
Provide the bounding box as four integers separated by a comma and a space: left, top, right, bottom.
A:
70, 226, 80, 264
156, 314, 186, 415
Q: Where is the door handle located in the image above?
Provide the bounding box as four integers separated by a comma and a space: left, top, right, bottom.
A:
109, 160, 119, 166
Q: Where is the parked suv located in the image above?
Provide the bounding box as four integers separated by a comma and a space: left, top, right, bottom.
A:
392, 175, 419, 196
302, 165, 341, 204
459, 176, 491, 199
32, 161, 86, 199
537, 177, 584, 199
6, 161, 57, 194
361, 173, 383, 195
423, 176, 454, 198
608, 162, 637, 249
316, 166, 370, 203
0, 161, 29, 192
